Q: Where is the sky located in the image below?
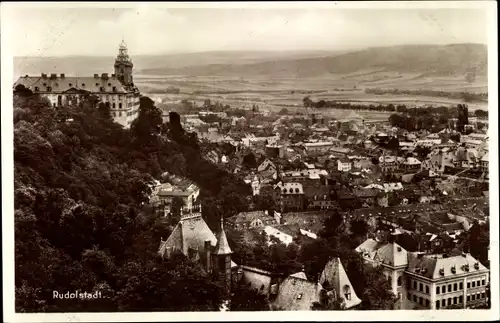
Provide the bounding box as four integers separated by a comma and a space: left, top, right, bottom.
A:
5, 3, 490, 57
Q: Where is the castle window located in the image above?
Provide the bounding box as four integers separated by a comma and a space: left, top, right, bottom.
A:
119, 111, 122, 117
425, 285, 429, 294
113, 103, 116, 109
436, 286, 440, 294
436, 300, 440, 309
447, 298, 451, 306
119, 103, 122, 109
454, 283, 457, 291
482, 279, 486, 286
460, 282, 463, 290
441, 299, 445, 307
343, 285, 351, 300
459, 295, 463, 303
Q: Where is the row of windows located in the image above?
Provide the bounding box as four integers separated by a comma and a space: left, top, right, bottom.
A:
437, 282, 463, 294
408, 293, 430, 308
435, 292, 487, 309
411, 280, 430, 294
468, 279, 487, 289
467, 292, 487, 302
112, 109, 138, 118
436, 295, 464, 308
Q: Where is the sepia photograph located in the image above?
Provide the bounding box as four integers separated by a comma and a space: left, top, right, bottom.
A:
1, 1, 498, 322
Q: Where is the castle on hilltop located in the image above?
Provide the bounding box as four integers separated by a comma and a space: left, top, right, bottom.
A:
13, 40, 141, 128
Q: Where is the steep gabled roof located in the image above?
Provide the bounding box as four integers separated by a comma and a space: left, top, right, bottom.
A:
373, 242, 408, 267
158, 213, 217, 258
318, 257, 362, 309
272, 276, 320, 311
213, 217, 232, 255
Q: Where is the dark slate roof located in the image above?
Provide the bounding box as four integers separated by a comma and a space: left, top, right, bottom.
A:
14, 75, 136, 94
406, 253, 488, 280
271, 276, 319, 311
213, 218, 232, 255
158, 213, 217, 258
318, 257, 362, 309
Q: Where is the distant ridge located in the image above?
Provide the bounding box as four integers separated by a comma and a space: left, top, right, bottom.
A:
140, 43, 487, 78
14, 44, 486, 79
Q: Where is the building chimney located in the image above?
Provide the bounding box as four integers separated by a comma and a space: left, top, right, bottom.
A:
111, 74, 116, 78
41, 73, 47, 79
60, 73, 65, 78
101, 73, 109, 80
50, 73, 57, 79
94, 74, 99, 79
205, 240, 212, 272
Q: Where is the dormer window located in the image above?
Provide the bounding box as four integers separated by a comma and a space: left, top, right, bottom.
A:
343, 285, 351, 300
69, 83, 73, 87
34, 86, 39, 92
47, 86, 52, 92
100, 87, 105, 92
81, 83, 85, 87
112, 86, 117, 92
43, 82, 47, 86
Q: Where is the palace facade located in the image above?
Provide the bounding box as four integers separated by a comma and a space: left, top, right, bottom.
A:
14, 40, 141, 128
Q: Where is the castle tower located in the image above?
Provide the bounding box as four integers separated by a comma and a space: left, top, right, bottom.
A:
114, 39, 134, 87
212, 216, 232, 296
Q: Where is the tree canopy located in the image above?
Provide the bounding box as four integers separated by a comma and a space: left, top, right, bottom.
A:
14, 91, 251, 312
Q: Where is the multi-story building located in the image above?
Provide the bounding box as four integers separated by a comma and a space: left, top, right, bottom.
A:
274, 182, 305, 212
13, 40, 141, 128
356, 239, 490, 310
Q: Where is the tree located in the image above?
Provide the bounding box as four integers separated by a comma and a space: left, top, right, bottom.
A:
130, 96, 163, 140
242, 152, 257, 169
312, 291, 346, 310
350, 218, 369, 240
230, 284, 270, 311
359, 266, 397, 310
303, 96, 313, 108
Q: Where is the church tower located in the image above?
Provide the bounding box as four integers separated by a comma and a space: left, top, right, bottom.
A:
212, 217, 233, 296
114, 39, 134, 87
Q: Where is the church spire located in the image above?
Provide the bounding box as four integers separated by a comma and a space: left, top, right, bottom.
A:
213, 216, 232, 255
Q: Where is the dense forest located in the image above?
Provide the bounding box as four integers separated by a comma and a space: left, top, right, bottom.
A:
13, 86, 250, 312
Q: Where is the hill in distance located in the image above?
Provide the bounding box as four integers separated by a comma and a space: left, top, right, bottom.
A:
139, 43, 488, 79
13, 50, 341, 78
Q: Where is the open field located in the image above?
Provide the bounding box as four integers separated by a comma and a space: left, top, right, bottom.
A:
135, 73, 489, 113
